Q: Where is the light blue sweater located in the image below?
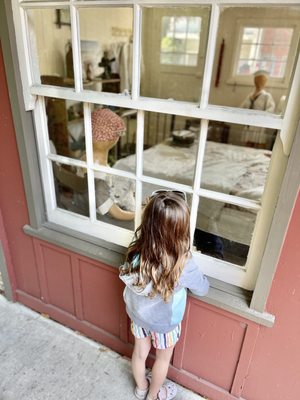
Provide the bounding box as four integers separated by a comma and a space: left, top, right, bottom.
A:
120, 255, 209, 334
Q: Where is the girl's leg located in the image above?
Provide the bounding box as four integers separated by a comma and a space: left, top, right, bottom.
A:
147, 345, 175, 400
132, 336, 152, 390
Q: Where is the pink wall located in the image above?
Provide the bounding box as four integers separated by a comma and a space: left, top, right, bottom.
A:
0, 42, 40, 298
1, 36, 300, 400
242, 191, 300, 400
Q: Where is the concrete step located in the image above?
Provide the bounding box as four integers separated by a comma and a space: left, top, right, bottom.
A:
0, 295, 205, 400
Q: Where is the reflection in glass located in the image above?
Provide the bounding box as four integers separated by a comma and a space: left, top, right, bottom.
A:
237, 27, 293, 78
209, 6, 300, 115
141, 6, 211, 101
95, 174, 135, 231
160, 16, 201, 66
52, 162, 88, 217
46, 98, 85, 159
91, 106, 137, 167
27, 8, 73, 88
201, 121, 273, 201
194, 197, 256, 265
113, 111, 201, 187
78, 7, 133, 93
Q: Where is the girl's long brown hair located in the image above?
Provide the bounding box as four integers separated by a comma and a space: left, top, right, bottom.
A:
120, 192, 190, 302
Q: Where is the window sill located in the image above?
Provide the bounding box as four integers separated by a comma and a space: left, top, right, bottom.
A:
23, 223, 275, 328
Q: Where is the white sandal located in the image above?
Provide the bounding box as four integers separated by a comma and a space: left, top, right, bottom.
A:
157, 382, 177, 400
146, 381, 177, 400
134, 377, 151, 400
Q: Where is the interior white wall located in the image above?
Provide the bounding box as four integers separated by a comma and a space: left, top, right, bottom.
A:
79, 8, 132, 46
141, 6, 210, 103
29, 9, 70, 77
30, 6, 299, 107
209, 6, 300, 109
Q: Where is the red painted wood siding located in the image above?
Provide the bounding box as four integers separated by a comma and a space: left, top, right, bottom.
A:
0, 41, 40, 298
242, 190, 300, 400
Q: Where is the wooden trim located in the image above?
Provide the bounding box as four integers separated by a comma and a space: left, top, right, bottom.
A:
16, 289, 133, 358
167, 364, 240, 400
2, 0, 45, 228
199, 3, 219, 108
30, 84, 284, 130
33, 239, 50, 303
172, 300, 191, 370
119, 281, 129, 343
131, 4, 141, 99
230, 323, 260, 397
250, 122, 300, 311
71, 254, 84, 320
0, 211, 17, 301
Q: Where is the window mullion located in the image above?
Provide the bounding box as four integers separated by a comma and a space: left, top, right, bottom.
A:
189, 119, 208, 245
199, 3, 220, 108
34, 97, 57, 212
24, 7, 41, 85
135, 110, 145, 229
83, 103, 97, 223
280, 51, 300, 155
132, 4, 142, 99
70, 3, 83, 92
12, 3, 36, 110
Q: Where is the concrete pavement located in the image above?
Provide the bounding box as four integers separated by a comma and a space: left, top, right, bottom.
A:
0, 295, 205, 400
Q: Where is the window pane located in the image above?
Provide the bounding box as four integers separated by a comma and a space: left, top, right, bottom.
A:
46, 98, 85, 160
78, 7, 133, 94
200, 122, 274, 200
209, 6, 300, 116
137, 182, 192, 210
52, 161, 89, 218
194, 198, 256, 266
114, 112, 201, 187
89, 106, 136, 229
27, 8, 73, 88
273, 28, 294, 44
141, 6, 210, 101
90, 106, 137, 168
242, 27, 259, 42
95, 173, 135, 231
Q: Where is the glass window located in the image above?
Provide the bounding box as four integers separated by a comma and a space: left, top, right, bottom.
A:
209, 6, 300, 115
46, 98, 84, 159
194, 198, 256, 266
27, 8, 73, 88
236, 27, 294, 78
78, 7, 133, 94
13, 1, 300, 291
160, 16, 201, 66
141, 6, 210, 101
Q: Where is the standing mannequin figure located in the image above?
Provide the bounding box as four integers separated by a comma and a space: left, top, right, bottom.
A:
241, 70, 275, 148
76, 108, 135, 226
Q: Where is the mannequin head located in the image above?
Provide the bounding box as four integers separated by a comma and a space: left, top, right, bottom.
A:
92, 108, 126, 142
93, 138, 119, 152
253, 70, 269, 91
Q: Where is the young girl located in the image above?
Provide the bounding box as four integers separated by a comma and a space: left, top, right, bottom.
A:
119, 190, 209, 400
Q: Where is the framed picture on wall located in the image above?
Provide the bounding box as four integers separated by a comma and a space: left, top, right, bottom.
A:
55, 9, 71, 28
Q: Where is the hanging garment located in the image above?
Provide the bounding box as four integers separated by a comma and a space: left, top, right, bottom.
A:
241, 90, 275, 145
119, 42, 133, 93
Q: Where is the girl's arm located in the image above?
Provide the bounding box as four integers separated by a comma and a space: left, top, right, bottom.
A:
180, 258, 209, 296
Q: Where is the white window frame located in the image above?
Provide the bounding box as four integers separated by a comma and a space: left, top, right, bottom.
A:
11, 0, 300, 293
229, 17, 300, 88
